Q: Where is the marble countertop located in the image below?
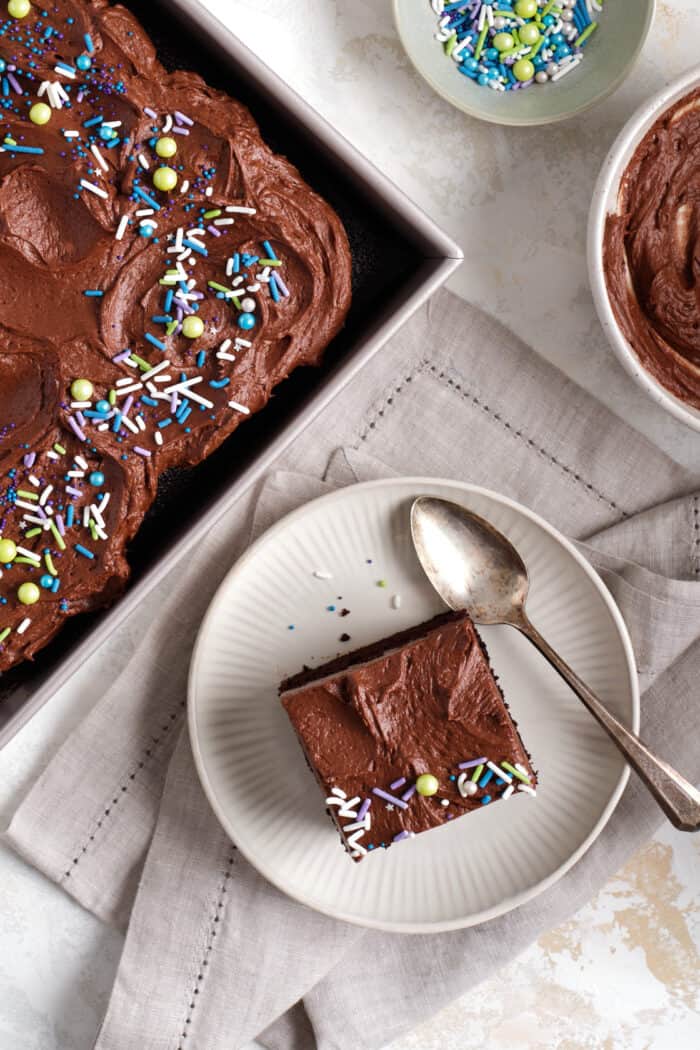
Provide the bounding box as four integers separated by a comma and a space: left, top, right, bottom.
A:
1, 1, 699, 1048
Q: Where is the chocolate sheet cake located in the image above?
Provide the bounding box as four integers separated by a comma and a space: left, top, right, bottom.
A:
0, 0, 351, 672
281, 610, 538, 861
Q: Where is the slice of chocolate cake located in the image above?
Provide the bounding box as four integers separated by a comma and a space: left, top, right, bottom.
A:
280, 610, 537, 861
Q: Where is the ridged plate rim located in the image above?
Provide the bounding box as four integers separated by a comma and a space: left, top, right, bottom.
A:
188, 477, 639, 933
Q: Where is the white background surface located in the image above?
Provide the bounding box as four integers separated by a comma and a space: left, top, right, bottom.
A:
1, 2, 699, 1049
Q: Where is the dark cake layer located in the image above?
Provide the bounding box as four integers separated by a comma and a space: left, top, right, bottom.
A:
281, 611, 537, 860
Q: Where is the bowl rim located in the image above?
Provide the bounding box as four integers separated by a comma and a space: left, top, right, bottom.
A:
587, 64, 700, 433
392, 0, 656, 128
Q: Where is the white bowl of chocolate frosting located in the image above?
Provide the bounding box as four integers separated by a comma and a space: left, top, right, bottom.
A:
588, 66, 700, 432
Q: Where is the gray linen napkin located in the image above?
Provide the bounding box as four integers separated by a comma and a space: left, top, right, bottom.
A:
4, 289, 700, 1050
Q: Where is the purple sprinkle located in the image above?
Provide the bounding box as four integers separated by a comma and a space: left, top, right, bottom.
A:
207, 225, 221, 237
458, 757, 487, 770
372, 787, 408, 810
122, 395, 134, 416
392, 830, 410, 843
23, 452, 36, 468
77, 90, 84, 103
65, 485, 82, 497
171, 126, 190, 136
170, 391, 178, 413
8, 73, 22, 94
390, 777, 406, 791
401, 783, 417, 802
357, 798, 371, 822
36, 506, 47, 521
189, 291, 204, 301
55, 514, 65, 536
75, 410, 86, 427
174, 110, 194, 126
113, 350, 132, 363
144, 107, 157, 118
272, 272, 290, 297
66, 417, 86, 442
133, 446, 151, 457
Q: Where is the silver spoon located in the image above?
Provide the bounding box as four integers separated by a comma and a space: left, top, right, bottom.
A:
410, 496, 700, 832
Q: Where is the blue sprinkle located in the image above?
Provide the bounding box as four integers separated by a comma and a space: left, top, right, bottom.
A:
262, 240, 277, 260
209, 378, 230, 389
66, 505, 74, 527
158, 418, 172, 428
145, 333, 167, 352
75, 544, 94, 560
133, 185, 161, 211
83, 114, 103, 128
84, 32, 95, 53
481, 795, 492, 805
141, 396, 158, 407
478, 769, 494, 788
83, 290, 103, 297
196, 350, 206, 367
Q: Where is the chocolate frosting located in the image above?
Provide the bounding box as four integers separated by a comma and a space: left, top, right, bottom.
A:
0, 0, 351, 672
281, 611, 537, 860
603, 88, 700, 406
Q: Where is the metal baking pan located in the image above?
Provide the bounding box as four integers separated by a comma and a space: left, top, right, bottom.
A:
0, 0, 462, 747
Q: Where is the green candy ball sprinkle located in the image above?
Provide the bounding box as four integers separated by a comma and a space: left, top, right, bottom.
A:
492, 32, 514, 52
70, 378, 94, 402
153, 166, 178, 193
8, 0, 31, 19
518, 23, 540, 47
29, 102, 52, 126
0, 538, 17, 563
155, 136, 177, 159
182, 315, 204, 339
18, 582, 41, 606
416, 773, 439, 797
513, 58, 535, 83
514, 0, 537, 17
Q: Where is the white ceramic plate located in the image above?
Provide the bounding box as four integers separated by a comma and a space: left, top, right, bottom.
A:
588, 65, 700, 432
189, 478, 638, 933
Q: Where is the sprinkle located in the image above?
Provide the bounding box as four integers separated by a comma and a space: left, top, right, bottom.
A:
84, 290, 104, 298
80, 179, 108, 200
133, 185, 161, 211
501, 761, 531, 783
401, 783, 417, 802
518, 784, 537, 797
228, 400, 250, 415
74, 544, 94, 560
313, 569, 333, 580
90, 145, 109, 172
145, 333, 167, 352
133, 446, 152, 458
66, 416, 86, 441
487, 760, 512, 783
356, 798, 372, 822
481, 795, 492, 805
390, 777, 406, 790
393, 830, 411, 843
84, 33, 95, 53
16, 618, 31, 636
391, 594, 401, 609
372, 787, 408, 810
49, 521, 66, 550
0, 628, 10, 645
502, 784, 515, 800
470, 763, 484, 782
458, 757, 487, 770
478, 769, 494, 788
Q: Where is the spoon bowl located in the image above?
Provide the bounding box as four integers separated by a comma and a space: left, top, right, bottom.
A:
411, 497, 529, 625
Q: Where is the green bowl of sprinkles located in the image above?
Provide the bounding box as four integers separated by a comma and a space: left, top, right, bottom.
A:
394, 0, 655, 126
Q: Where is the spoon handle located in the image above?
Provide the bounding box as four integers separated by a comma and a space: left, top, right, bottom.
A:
518, 616, 700, 832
